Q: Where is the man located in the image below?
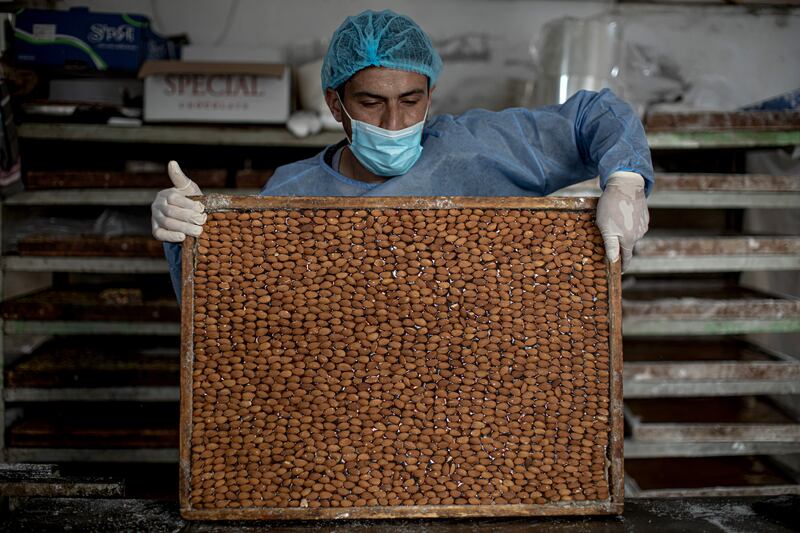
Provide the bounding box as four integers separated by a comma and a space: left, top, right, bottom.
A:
152, 10, 652, 298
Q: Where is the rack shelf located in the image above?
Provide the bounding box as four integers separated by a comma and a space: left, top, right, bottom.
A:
625, 396, 800, 444
18, 122, 342, 147
624, 440, 800, 459
5, 448, 178, 463
646, 190, 800, 209
4, 387, 178, 402
628, 255, 800, 274
623, 338, 800, 398
18, 121, 800, 150
555, 173, 800, 209
625, 456, 800, 498
3, 188, 257, 206
3, 321, 180, 335
622, 282, 800, 336
622, 317, 800, 336
647, 130, 800, 149
629, 236, 800, 273
3, 257, 168, 274
624, 366, 800, 397
644, 109, 800, 149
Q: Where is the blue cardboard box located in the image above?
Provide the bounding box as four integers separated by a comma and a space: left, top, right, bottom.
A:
13, 7, 178, 72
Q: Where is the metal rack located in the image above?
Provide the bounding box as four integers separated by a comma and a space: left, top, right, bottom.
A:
618, 114, 800, 497
2, 120, 799, 491
0, 126, 331, 463
17, 123, 343, 147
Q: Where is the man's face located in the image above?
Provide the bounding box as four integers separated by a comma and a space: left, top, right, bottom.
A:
325, 67, 432, 136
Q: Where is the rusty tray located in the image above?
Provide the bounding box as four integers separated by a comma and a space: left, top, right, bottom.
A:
5, 336, 179, 388
623, 338, 800, 398
644, 110, 800, 133
180, 196, 623, 520
622, 280, 800, 320
1, 285, 179, 322
625, 396, 800, 443
17, 234, 165, 257
625, 456, 800, 498
8, 403, 179, 449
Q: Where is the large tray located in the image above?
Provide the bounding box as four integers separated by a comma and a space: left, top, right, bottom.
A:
180, 196, 623, 520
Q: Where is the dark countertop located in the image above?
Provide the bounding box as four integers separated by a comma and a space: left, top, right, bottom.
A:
1, 496, 798, 533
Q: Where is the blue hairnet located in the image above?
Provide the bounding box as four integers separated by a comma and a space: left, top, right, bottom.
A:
321, 10, 443, 91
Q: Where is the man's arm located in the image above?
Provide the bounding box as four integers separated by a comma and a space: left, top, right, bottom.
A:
152, 161, 206, 302
495, 89, 653, 269
555, 89, 652, 270
544, 88, 654, 195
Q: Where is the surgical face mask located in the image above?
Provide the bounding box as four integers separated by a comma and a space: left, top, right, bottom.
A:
337, 93, 428, 177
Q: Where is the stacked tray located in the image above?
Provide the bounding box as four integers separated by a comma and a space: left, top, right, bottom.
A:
1, 286, 179, 322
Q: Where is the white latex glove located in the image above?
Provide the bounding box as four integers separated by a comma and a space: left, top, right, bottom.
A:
151, 161, 206, 243
596, 171, 649, 272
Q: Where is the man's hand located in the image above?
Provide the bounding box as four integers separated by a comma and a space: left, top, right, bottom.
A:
151, 161, 207, 243
596, 171, 649, 272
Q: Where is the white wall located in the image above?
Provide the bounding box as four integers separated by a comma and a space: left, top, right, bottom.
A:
60, 0, 800, 114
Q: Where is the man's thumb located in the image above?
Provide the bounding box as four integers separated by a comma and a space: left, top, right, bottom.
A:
603, 233, 620, 263
168, 161, 201, 195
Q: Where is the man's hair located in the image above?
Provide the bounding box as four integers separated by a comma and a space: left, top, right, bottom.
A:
321, 10, 442, 92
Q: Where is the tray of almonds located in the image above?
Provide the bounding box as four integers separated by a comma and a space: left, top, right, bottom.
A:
179, 195, 622, 520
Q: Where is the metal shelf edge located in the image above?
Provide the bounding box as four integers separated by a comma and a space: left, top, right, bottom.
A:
18, 122, 342, 148
17, 122, 800, 149
3, 256, 169, 273
622, 318, 800, 336
623, 439, 800, 458
5, 447, 179, 463
3, 188, 259, 206
627, 485, 800, 498
627, 255, 800, 273
4, 387, 179, 402
3, 321, 180, 335
647, 191, 800, 208
623, 379, 800, 398
647, 130, 800, 149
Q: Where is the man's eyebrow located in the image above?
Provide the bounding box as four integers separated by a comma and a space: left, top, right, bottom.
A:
351, 88, 427, 99
400, 88, 427, 98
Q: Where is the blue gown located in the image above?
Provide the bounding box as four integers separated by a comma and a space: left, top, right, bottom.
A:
165, 88, 653, 298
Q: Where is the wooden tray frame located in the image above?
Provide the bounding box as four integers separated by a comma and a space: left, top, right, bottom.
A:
180, 196, 623, 520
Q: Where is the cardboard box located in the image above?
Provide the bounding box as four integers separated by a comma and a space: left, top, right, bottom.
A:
139, 61, 290, 124
13, 7, 177, 72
